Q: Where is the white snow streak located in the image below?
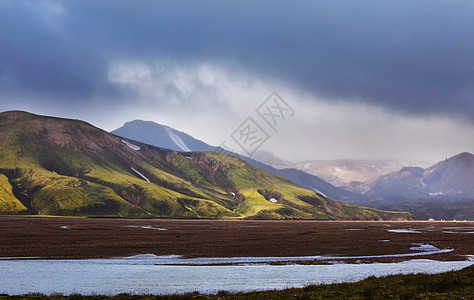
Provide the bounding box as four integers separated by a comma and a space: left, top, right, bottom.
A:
164, 127, 191, 151
131, 167, 150, 182
312, 188, 328, 198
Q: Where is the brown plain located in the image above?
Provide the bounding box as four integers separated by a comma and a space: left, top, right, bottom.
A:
0, 217, 473, 264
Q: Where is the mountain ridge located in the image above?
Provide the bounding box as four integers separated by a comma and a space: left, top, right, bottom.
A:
0, 111, 411, 220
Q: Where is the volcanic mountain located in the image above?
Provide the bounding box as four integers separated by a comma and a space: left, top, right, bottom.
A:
0, 111, 411, 220
112, 120, 369, 203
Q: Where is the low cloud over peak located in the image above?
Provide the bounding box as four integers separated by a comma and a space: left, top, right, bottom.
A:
1, 0, 473, 162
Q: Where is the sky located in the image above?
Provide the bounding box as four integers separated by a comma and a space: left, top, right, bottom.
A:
1, 0, 473, 164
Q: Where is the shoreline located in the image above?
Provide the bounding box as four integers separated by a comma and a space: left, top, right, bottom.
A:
1, 261, 473, 297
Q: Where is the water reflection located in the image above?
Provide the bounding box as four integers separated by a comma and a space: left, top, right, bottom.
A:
0, 251, 472, 296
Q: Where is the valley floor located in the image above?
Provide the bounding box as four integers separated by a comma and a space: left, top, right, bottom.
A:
0, 217, 473, 263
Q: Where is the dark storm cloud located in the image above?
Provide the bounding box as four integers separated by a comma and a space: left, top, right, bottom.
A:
1, 1, 474, 121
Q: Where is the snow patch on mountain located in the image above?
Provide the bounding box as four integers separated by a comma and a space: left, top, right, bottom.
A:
131, 167, 150, 182
312, 188, 328, 198
121, 139, 140, 151
420, 179, 426, 187
164, 127, 191, 151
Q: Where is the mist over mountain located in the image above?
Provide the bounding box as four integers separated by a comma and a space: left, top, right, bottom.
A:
365, 152, 474, 200
252, 148, 474, 220
252, 150, 292, 169
0, 111, 410, 220
289, 159, 406, 191
347, 152, 474, 220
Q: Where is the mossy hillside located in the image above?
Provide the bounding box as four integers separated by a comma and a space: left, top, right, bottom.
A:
195, 152, 321, 218
0, 147, 237, 218
9, 168, 148, 217
204, 152, 296, 188
16, 121, 234, 216
164, 151, 216, 189
0, 174, 28, 213
134, 159, 233, 207
0, 142, 235, 218
0, 113, 191, 216
82, 159, 237, 218
43, 163, 234, 218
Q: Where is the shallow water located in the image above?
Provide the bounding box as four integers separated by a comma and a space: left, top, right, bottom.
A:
121, 225, 167, 230
119, 243, 453, 265
387, 228, 421, 233
1, 256, 472, 296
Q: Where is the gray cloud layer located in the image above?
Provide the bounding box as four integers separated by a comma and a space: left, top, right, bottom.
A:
1, 1, 474, 121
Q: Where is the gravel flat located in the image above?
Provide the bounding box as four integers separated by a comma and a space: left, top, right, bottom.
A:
0, 217, 472, 263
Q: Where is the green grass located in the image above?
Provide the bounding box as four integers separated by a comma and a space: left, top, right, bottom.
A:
1, 265, 472, 299
0, 174, 27, 213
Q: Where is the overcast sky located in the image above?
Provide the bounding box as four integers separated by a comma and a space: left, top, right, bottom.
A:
1, 0, 473, 164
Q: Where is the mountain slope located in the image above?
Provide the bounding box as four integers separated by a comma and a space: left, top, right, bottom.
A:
366, 152, 474, 200
422, 152, 474, 198
0, 111, 411, 220
112, 120, 369, 203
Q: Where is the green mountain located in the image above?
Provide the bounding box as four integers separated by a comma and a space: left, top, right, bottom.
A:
112, 120, 371, 204
0, 111, 412, 220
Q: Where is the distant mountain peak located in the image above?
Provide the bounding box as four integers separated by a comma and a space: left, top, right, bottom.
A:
364, 152, 474, 200
398, 166, 424, 175
111, 119, 215, 153
449, 152, 474, 161
123, 119, 171, 130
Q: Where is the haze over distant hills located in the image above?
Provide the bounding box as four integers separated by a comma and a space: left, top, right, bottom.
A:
364, 152, 474, 200
290, 159, 405, 189
253, 150, 474, 202
340, 152, 474, 221
0, 111, 410, 220
252, 151, 432, 191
